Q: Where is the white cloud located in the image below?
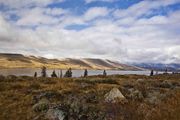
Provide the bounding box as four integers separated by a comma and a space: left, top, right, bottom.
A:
45, 8, 68, 16
5, 7, 110, 27
15, 7, 69, 26
58, 7, 111, 26
0, 0, 180, 63
0, 14, 125, 59
113, 0, 179, 19
16, 8, 59, 26
84, 7, 111, 21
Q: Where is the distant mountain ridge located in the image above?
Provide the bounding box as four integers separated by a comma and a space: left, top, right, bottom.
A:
132, 63, 180, 71
0, 53, 142, 70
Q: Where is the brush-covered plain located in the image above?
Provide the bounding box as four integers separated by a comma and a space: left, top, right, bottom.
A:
0, 74, 180, 120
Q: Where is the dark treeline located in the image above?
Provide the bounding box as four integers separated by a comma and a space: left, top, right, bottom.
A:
34, 66, 108, 78
149, 68, 179, 76
36, 67, 180, 78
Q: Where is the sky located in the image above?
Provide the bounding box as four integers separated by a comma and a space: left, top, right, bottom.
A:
0, 0, 180, 63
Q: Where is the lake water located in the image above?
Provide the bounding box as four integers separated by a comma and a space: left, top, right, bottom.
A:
0, 68, 155, 77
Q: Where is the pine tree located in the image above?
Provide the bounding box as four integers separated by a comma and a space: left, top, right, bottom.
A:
103, 70, 107, 76
64, 68, 72, 78
41, 66, 47, 77
68, 68, 72, 77
34, 72, 37, 78
150, 70, 154, 76
51, 70, 57, 78
84, 69, 88, 77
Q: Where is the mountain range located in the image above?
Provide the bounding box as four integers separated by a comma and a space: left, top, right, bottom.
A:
132, 63, 180, 71
1, 53, 179, 71
0, 53, 142, 70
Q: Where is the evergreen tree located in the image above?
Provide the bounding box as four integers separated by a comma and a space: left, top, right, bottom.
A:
103, 70, 107, 76
34, 72, 37, 78
51, 70, 57, 78
68, 68, 72, 77
64, 68, 72, 78
41, 66, 47, 77
150, 70, 154, 76
84, 69, 88, 77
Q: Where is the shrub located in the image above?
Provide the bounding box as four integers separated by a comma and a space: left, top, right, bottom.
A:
40, 79, 57, 84
75, 78, 119, 85
29, 83, 41, 89
7, 75, 17, 80
33, 99, 49, 112
0, 75, 5, 81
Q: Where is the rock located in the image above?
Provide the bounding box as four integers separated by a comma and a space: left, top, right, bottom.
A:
160, 80, 173, 88
46, 108, 66, 120
105, 88, 125, 103
129, 90, 144, 100
145, 90, 167, 105
33, 99, 49, 112
40, 91, 61, 99
145, 95, 159, 105
33, 91, 62, 103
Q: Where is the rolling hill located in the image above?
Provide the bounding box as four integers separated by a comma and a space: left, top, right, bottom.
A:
0, 53, 142, 70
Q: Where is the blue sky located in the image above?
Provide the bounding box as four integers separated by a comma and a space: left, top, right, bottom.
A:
47, 0, 139, 13
0, 0, 180, 63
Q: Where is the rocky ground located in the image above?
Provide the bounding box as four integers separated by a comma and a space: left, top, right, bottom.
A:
0, 74, 180, 120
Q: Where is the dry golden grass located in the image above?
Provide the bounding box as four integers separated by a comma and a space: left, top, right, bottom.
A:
0, 74, 179, 120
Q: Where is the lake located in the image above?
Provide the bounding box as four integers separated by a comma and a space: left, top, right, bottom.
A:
0, 68, 157, 77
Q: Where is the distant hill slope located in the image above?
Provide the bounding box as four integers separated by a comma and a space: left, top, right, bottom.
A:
132, 63, 180, 71
0, 53, 142, 70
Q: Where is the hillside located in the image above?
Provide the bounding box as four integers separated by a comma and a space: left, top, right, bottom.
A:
0, 53, 142, 70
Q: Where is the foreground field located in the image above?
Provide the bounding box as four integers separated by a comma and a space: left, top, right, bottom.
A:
0, 74, 180, 120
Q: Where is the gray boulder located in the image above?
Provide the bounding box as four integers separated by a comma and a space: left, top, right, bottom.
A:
105, 88, 125, 103
46, 108, 66, 120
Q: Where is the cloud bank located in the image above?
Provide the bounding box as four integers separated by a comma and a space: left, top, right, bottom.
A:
0, 0, 180, 63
